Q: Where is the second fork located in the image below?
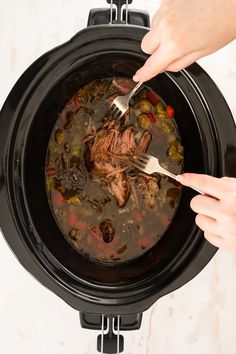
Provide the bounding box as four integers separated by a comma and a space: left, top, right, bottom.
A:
108, 81, 143, 120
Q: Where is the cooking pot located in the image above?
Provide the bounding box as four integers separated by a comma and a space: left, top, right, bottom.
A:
0, 0, 236, 352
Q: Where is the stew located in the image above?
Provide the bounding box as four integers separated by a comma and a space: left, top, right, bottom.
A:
45, 77, 184, 263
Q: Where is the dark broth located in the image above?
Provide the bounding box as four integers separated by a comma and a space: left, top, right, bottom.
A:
45, 78, 183, 263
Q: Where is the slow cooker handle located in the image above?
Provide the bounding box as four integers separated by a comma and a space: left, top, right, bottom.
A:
80, 312, 143, 353
87, 0, 150, 27
106, 0, 133, 24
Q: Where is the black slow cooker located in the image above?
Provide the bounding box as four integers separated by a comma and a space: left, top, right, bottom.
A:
0, 1, 236, 353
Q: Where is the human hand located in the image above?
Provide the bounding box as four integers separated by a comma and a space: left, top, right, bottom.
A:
176, 173, 236, 253
133, 0, 236, 82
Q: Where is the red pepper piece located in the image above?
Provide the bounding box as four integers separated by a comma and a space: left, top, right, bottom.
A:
68, 211, 78, 227
147, 91, 160, 105
52, 191, 64, 207
157, 212, 170, 227
133, 210, 143, 223
46, 166, 56, 177
137, 237, 154, 250
147, 112, 156, 123
166, 105, 175, 119
76, 220, 88, 231
67, 211, 88, 231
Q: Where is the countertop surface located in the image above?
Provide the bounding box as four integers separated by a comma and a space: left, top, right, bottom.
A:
0, 1, 236, 354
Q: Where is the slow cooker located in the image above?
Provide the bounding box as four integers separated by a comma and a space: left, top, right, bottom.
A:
0, 1, 236, 353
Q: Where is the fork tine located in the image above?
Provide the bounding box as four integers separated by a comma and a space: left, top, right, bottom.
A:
134, 155, 149, 164
106, 104, 114, 116
135, 152, 149, 162
109, 106, 118, 117
113, 108, 122, 119
131, 160, 146, 171
116, 111, 124, 121
131, 155, 146, 167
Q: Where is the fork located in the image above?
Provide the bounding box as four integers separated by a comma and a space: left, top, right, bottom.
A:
131, 153, 204, 194
108, 81, 143, 120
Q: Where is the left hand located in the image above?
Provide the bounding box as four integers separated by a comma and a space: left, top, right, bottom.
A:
133, 0, 236, 83
176, 173, 236, 253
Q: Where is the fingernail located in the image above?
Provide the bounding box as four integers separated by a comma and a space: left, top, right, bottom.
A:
133, 74, 140, 82
176, 175, 184, 183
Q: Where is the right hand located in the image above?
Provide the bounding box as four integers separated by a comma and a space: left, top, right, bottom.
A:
176, 174, 236, 253
133, 0, 236, 82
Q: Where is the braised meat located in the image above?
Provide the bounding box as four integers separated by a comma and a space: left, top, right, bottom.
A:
112, 78, 136, 94
85, 118, 152, 207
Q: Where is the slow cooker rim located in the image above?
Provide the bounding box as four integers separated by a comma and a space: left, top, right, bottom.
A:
1, 24, 234, 312
4, 63, 217, 294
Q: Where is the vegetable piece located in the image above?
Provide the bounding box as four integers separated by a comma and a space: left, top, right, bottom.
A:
136, 99, 153, 113
47, 177, 57, 190
147, 90, 160, 105
147, 112, 156, 123
67, 212, 87, 230
157, 113, 166, 120
137, 236, 154, 250
71, 133, 81, 156
133, 210, 143, 223
55, 129, 64, 145
137, 88, 148, 99
99, 219, 115, 243
49, 144, 60, 153
161, 121, 174, 133
167, 134, 176, 143
64, 112, 75, 129
52, 191, 64, 207
166, 105, 175, 119
157, 213, 171, 227
46, 165, 56, 177
67, 196, 81, 205
74, 86, 88, 106
68, 211, 78, 227
71, 145, 80, 156
117, 244, 127, 254
57, 185, 66, 194
68, 229, 78, 240
167, 139, 184, 163
138, 113, 150, 129
156, 101, 165, 114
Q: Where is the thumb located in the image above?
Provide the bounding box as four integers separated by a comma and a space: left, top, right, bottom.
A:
141, 28, 160, 55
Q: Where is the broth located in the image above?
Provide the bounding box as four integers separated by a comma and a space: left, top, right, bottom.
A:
45, 77, 183, 263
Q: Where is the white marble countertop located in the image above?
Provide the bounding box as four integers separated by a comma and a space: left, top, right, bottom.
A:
0, 1, 236, 354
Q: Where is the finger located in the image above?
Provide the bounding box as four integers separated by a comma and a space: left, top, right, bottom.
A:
176, 173, 231, 200
195, 214, 218, 235
133, 44, 175, 82
150, 11, 160, 28
164, 51, 203, 72
204, 232, 224, 249
141, 28, 160, 55
190, 194, 220, 219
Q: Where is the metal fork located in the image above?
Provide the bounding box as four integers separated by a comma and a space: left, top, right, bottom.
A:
108, 81, 143, 120
131, 153, 204, 194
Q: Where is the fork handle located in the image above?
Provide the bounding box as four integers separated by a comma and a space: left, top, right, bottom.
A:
127, 81, 143, 99
161, 170, 204, 195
